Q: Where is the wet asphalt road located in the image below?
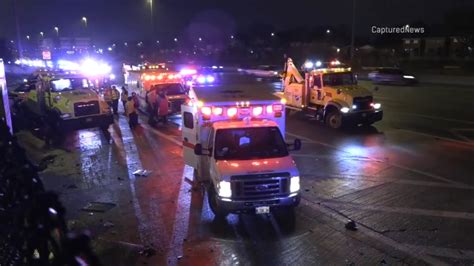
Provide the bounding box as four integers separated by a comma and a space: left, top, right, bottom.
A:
16, 73, 474, 265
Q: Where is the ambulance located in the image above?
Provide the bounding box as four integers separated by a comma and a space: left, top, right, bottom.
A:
124, 64, 188, 114
181, 85, 302, 219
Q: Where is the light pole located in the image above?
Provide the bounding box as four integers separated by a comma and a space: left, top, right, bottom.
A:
82, 17, 88, 28
350, 0, 356, 65
147, 0, 154, 37
54, 27, 59, 37
40, 32, 44, 38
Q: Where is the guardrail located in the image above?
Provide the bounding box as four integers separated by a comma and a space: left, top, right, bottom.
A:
0, 121, 101, 265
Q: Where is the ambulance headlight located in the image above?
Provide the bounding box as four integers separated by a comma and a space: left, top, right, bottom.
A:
290, 176, 300, 193
340, 107, 350, 113
218, 181, 232, 198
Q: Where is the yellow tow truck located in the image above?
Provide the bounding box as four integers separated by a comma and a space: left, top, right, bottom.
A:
279, 58, 383, 129
22, 71, 113, 132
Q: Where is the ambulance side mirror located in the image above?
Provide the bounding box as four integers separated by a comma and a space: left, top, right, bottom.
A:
194, 143, 212, 156
288, 138, 302, 151
194, 144, 203, 155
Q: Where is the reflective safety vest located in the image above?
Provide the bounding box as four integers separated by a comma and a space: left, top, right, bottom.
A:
103, 89, 112, 101
126, 100, 136, 116
111, 88, 120, 100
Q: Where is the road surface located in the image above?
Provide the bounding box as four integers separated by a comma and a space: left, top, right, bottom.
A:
16, 73, 474, 265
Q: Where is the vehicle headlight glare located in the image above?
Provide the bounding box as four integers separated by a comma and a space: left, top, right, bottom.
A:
218, 181, 232, 197
290, 176, 300, 193
340, 107, 350, 113
374, 103, 381, 109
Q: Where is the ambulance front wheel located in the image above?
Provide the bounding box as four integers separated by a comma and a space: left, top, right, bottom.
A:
208, 185, 228, 220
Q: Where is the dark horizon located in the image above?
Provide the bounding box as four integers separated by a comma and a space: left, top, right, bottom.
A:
1, 0, 474, 43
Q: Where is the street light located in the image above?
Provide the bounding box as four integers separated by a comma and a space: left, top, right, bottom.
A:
174, 38, 178, 42
82, 17, 88, 28
271, 32, 275, 37
198, 37, 202, 42
147, 0, 154, 37
326, 29, 331, 34
26, 35, 30, 40
54, 26, 59, 36
40, 32, 44, 38
230, 35, 234, 39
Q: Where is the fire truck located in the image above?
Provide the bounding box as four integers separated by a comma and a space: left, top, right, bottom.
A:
124, 64, 188, 114
280, 58, 383, 129
182, 84, 302, 219
21, 71, 113, 132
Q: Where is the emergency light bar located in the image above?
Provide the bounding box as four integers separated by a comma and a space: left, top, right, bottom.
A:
142, 73, 181, 81
198, 101, 285, 120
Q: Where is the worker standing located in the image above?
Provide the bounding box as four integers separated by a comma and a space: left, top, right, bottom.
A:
126, 96, 138, 128
147, 87, 158, 125
131, 92, 139, 109
111, 86, 120, 115
103, 86, 113, 110
120, 86, 128, 114
157, 91, 169, 124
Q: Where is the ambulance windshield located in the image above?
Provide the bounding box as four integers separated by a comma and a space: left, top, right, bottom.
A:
214, 127, 288, 160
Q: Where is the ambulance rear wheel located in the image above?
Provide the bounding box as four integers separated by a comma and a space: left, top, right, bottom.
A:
208, 185, 228, 220
325, 110, 343, 129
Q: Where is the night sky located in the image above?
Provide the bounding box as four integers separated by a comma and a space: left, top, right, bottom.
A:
1, 0, 473, 42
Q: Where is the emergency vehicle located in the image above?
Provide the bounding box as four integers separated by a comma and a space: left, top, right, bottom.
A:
124, 64, 188, 114
21, 71, 113, 132
181, 84, 302, 218
280, 58, 383, 129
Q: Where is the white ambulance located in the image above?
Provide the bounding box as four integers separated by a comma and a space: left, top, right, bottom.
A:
181, 85, 302, 219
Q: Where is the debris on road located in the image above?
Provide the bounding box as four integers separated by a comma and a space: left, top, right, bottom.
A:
81, 202, 116, 213
133, 169, 152, 177
103, 221, 115, 228
139, 247, 156, 257
345, 220, 358, 231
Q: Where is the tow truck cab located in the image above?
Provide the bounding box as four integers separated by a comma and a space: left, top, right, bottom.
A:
23, 72, 113, 131
181, 86, 301, 218
282, 58, 383, 129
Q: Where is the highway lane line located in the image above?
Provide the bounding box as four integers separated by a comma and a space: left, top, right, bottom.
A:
286, 131, 470, 186
302, 173, 474, 190
390, 111, 474, 125
300, 197, 447, 265
321, 200, 474, 221
397, 129, 474, 147
404, 244, 474, 261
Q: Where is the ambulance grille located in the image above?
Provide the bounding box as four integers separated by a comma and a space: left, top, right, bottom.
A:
230, 172, 290, 200
74, 101, 100, 117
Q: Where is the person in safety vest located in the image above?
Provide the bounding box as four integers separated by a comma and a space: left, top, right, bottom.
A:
157, 90, 169, 124
103, 86, 113, 109
120, 86, 128, 114
111, 86, 120, 115
126, 96, 138, 128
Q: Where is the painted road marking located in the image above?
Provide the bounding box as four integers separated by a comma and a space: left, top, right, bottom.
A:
397, 129, 474, 147
390, 111, 474, 125
300, 197, 447, 265
405, 244, 474, 261
286, 131, 470, 186
321, 200, 474, 221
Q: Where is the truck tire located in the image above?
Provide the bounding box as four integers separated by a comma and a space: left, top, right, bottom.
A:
325, 110, 343, 129
207, 185, 228, 220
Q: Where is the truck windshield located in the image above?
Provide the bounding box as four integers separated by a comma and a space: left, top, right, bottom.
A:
322, 72, 355, 86
51, 78, 91, 92
214, 126, 289, 160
